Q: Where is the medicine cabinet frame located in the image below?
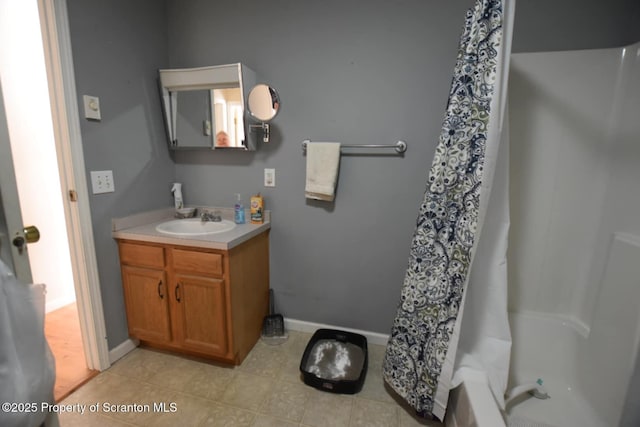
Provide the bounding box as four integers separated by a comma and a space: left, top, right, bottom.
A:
159, 63, 257, 151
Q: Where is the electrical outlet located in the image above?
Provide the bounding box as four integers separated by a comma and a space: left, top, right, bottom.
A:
90, 170, 115, 194
264, 168, 275, 187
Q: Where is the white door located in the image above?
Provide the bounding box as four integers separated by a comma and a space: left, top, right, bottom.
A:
0, 82, 38, 282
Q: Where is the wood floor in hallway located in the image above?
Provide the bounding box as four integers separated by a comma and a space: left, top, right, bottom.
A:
44, 302, 98, 402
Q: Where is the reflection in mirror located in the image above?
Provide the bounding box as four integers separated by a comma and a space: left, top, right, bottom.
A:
159, 63, 257, 150
176, 90, 212, 149
212, 88, 244, 148
248, 84, 280, 122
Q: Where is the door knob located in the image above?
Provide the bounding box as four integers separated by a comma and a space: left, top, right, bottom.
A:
11, 226, 40, 255
23, 225, 40, 244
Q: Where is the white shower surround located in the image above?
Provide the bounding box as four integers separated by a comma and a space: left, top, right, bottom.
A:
455, 41, 640, 427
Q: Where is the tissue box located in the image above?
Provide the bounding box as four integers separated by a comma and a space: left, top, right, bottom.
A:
299, 328, 368, 394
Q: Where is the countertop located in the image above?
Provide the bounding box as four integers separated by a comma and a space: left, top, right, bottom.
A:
112, 207, 270, 250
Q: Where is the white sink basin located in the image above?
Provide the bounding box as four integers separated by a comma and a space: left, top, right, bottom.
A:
155, 218, 236, 236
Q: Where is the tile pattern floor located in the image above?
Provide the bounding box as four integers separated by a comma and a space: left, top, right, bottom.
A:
59, 331, 443, 427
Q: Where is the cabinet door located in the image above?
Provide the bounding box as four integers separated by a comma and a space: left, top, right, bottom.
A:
174, 274, 228, 356
121, 266, 171, 343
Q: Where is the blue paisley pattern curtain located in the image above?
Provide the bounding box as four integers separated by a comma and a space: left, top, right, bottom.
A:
382, 0, 504, 418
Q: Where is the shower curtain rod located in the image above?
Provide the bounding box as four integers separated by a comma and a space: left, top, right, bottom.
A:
302, 139, 407, 154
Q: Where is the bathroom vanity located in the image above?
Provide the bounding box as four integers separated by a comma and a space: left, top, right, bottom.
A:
112, 208, 270, 364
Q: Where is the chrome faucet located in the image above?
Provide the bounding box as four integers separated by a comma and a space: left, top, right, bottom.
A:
200, 210, 222, 222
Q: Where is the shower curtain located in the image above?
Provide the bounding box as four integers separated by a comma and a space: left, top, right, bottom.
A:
382, 0, 514, 420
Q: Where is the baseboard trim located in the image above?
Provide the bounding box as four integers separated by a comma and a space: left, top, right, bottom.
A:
45, 295, 76, 313
108, 338, 139, 365
284, 318, 390, 346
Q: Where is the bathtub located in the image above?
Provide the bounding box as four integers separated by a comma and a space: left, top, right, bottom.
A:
505, 311, 607, 427
402, 40, 640, 426
445, 233, 640, 427
447, 310, 638, 427
446, 373, 507, 427
443, 37, 640, 426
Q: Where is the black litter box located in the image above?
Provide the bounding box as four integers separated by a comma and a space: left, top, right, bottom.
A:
299, 328, 368, 394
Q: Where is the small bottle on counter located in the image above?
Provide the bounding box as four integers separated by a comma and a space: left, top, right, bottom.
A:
171, 183, 183, 210
250, 193, 264, 224
234, 193, 245, 224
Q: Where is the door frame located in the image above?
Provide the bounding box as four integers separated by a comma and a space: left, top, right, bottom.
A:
38, 0, 110, 371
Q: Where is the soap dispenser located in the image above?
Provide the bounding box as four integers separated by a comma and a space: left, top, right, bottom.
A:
234, 193, 245, 224
171, 183, 183, 210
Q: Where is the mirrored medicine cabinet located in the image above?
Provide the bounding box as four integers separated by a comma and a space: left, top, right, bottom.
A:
159, 63, 258, 150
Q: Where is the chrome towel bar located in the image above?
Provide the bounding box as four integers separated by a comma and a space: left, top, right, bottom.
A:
302, 139, 407, 154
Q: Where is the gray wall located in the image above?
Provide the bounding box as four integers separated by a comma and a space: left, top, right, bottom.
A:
168, 0, 640, 334
169, 0, 471, 333
66, 0, 638, 349
513, 0, 640, 52
67, 0, 173, 348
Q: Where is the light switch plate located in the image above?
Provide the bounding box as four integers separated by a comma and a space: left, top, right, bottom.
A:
90, 170, 114, 194
83, 95, 101, 121
264, 168, 275, 187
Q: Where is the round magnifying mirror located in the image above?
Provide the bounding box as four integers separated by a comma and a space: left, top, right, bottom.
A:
247, 84, 280, 122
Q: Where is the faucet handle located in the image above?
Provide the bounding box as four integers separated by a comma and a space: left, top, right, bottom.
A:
200, 209, 222, 222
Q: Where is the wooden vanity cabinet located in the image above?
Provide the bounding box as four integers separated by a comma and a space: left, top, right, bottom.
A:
171, 249, 229, 357
116, 231, 269, 365
120, 265, 171, 342
118, 243, 171, 343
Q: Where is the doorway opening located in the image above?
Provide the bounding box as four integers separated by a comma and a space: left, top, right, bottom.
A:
0, 0, 97, 401
45, 304, 98, 401
0, 0, 110, 398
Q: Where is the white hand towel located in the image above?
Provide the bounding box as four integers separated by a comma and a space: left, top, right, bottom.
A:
305, 142, 341, 202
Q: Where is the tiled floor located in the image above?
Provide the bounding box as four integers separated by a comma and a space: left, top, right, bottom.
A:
58, 331, 442, 427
